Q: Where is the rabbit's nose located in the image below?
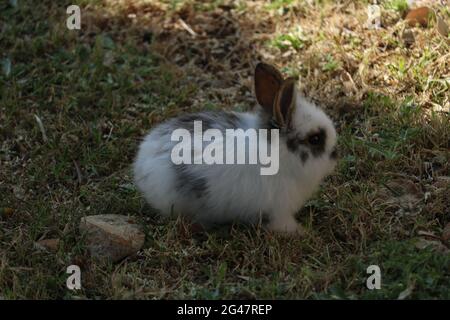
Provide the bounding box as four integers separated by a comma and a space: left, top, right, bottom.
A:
330, 147, 338, 160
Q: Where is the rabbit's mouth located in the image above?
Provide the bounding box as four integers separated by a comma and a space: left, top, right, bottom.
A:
330, 147, 338, 160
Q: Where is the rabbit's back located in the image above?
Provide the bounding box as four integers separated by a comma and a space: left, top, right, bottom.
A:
133, 111, 275, 223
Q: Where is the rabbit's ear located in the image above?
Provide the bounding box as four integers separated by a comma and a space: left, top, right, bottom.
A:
254, 63, 283, 114
274, 78, 296, 128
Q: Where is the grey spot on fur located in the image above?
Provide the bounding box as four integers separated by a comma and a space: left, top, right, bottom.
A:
286, 136, 309, 164
286, 135, 301, 153
300, 151, 309, 163
286, 128, 327, 161
309, 128, 326, 157
173, 111, 241, 133
167, 111, 242, 199
173, 164, 208, 199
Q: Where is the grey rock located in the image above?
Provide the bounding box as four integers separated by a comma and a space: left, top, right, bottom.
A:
79, 214, 145, 262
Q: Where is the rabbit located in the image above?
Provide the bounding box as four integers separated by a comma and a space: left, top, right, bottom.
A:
133, 62, 338, 233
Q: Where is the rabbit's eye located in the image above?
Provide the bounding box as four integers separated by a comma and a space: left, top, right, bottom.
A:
308, 133, 323, 145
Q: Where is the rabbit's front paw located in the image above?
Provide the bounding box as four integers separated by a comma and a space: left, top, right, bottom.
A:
268, 216, 303, 235
296, 223, 306, 236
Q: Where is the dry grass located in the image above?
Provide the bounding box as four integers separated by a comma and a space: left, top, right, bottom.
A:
0, 0, 449, 299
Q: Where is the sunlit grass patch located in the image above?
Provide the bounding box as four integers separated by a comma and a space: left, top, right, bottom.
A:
270, 26, 309, 51
320, 240, 450, 299
383, 0, 409, 15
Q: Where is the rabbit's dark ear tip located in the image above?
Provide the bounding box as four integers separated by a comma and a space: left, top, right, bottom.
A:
255, 62, 277, 73
254, 63, 284, 84
255, 62, 266, 69
255, 62, 264, 74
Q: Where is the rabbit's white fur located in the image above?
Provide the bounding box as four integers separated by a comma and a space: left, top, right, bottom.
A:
133, 90, 337, 233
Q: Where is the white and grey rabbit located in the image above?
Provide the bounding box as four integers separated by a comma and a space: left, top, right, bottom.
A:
133, 63, 338, 233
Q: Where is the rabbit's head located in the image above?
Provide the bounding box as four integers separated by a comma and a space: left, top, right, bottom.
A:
255, 63, 338, 178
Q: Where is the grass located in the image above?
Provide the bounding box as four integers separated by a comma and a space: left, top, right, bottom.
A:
384, 0, 409, 15
0, 0, 449, 299
270, 32, 308, 51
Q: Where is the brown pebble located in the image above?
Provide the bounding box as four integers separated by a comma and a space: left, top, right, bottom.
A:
36, 238, 60, 253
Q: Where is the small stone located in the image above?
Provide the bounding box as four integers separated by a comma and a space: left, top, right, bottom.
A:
402, 28, 415, 47
13, 186, 25, 200
79, 214, 145, 262
35, 238, 60, 253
